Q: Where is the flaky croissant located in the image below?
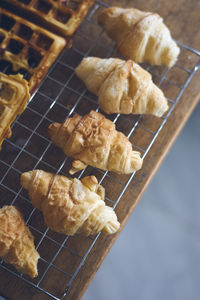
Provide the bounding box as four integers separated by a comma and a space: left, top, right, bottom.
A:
98, 7, 180, 67
48, 110, 143, 174
0, 205, 39, 278
76, 57, 168, 117
21, 170, 120, 236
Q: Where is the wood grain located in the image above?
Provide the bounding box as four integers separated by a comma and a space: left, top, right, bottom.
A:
0, 0, 200, 299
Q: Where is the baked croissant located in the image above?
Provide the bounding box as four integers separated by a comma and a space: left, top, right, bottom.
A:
76, 57, 168, 117
48, 110, 143, 174
21, 170, 120, 236
98, 7, 180, 67
0, 205, 39, 278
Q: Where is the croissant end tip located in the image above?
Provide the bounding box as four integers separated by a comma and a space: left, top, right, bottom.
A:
131, 151, 143, 172
98, 7, 117, 23
29, 262, 39, 278
48, 122, 60, 138
20, 171, 33, 190
81, 175, 98, 190
104, 219, 120, 234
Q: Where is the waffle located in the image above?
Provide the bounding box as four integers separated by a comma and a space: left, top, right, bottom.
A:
0, 8, 67, 94
0, 73, 30, 149
1, 0, 94, 37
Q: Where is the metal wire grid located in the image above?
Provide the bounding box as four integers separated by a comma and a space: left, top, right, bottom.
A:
0, 1, 199, 299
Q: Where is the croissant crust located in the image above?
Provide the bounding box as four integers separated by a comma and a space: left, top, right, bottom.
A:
0, 205, 39, 278
48, 110, 143, 174
76, 57, 168, 117
98, 7, 180, 67
21, 170, 120, 236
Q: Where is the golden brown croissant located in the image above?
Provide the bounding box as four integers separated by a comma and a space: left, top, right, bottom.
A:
76, 57, 168, 117
0, 205, 39, 278
98, 7, 180, 67
48, 110, 143, 174
21, 170, 120, 236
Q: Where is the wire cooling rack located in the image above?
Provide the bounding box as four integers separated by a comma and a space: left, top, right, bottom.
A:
0, 1, 200, 299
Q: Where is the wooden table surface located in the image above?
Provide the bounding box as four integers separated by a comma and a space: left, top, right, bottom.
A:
0, 0, 200, 299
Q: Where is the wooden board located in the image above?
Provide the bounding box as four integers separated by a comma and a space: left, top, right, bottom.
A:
0, 0, 200, 299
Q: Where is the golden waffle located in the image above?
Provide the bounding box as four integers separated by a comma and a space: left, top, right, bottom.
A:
1, 0, 94, 37
0, 8, 67, 94
0, 73, 30, 149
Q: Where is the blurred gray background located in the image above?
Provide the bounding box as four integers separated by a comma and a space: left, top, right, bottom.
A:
83, 102, 200, 300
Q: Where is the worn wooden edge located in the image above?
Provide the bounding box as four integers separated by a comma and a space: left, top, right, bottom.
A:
66, 68, 200, 300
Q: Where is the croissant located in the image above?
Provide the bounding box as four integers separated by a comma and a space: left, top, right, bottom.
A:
76, 57, 168, 117
48, 110, 143, 174
0, 205, 39, 278
98, 7, 180, 67
20, 170, 120, 236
